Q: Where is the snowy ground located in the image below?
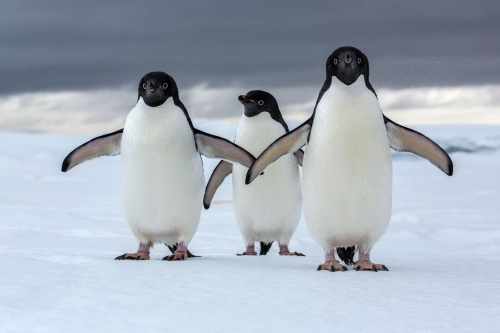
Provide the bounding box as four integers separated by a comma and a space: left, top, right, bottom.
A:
1, 122, 499, 332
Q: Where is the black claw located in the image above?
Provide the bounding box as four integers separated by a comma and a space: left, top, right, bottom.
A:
115, 254, 146, 260
317, 265, 322, 271
237, 252, 257, 256
382, 265, 389, 271
330, 266, 335, 272
355, 266, 360, 271
342, 266, 348, 271
372, 265, 378, 272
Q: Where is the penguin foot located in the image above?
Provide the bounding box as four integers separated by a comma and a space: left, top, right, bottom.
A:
237, 244, 257, 256
279, 244, 305, 256
162, 251, 188, 261
317, 260, 347, 272
279, 251, 305, 256
353, 260, 388, 272
167, 244, 200, 258
236, 251, 257, 256
115, 252, 150, 260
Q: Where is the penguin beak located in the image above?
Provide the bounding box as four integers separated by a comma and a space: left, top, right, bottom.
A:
344, 54, 352, 64
148, 82, 156, 93
238, 95, 255, 104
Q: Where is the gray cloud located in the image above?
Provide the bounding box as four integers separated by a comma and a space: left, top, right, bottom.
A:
1, 0, 499, 98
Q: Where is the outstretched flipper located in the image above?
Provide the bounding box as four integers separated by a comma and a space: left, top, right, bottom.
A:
61, 129, 123, 172
246, 119, 312, 184
384, 116, 453, 176
194, 129, 255, 168
294, 148, 305, 166
203, 161, 232, 209
203, 147, 303, 209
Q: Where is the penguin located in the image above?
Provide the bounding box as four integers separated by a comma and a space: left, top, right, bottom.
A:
246, 47, 453, 271
62, 71, 255, 261
203, 90, 304, 256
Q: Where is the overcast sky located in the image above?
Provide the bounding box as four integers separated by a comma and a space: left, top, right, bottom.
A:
0, 1, 499, 132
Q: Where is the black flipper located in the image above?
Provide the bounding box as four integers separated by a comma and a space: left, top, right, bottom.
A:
384, 116, 453, 176
61, 129, 123, 172
167, 243, 200, 258
194, 129, 255, 168
259, 241, 273, 255
337, 246, 356, 265
203, 160, 232, 209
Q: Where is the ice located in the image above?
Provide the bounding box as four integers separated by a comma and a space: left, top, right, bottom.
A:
0, 123, 499, 332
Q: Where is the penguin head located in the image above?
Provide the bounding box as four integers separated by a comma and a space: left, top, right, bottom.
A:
326, 46, 370, 86
238, 90, 289, 131
238, 90, 281, 118
137, 71, 178, 107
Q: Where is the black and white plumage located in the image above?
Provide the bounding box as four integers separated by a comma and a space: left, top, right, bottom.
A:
62, 71, 255, 260
204, 90, 304, 256
246, 47, 453, 271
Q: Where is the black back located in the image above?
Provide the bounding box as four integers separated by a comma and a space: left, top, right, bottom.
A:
238, 90, 289, 132
312, 46, 377, 121
137, 71, 195, 132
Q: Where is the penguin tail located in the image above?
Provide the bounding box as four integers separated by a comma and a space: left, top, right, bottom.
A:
336, 246, 356, 265
166, 243, 201, 258
259, 242, 274, 255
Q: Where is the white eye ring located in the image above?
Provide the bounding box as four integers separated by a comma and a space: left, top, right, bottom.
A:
358, 58, 362, 64
142, 83, 147, 89
258, 100, 264, 106
163, 83, 168, 89
333, 59, 337, 65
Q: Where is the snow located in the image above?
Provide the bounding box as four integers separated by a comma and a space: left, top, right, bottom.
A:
1, 122, 499, 332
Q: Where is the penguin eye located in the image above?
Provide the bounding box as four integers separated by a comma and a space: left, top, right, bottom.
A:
358, 58, 362, 65
258, 100, 264, 106
163, 83, 168, 89
142, 83, 147, 89
333, 59, 338, 65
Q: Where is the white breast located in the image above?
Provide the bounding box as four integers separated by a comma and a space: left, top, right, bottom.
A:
232, 112, 302, 245
121, 98, 204, 246
303, 76, 392, 252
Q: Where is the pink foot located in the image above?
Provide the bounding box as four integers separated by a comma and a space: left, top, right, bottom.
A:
163, 252, 188, 261
279, 244, 305, 256
353, 250, 389, 271
353, 260, 388, 272
115, 243, 150, 260
237, 251, 257, 256
237, 244, 257, 256
317, 260, 347, 272
317, 250, 347, 271
162, 242, 189, 261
